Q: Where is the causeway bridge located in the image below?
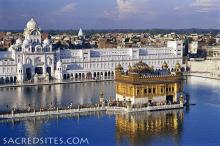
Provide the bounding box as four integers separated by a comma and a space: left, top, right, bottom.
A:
0, 104, 183, 120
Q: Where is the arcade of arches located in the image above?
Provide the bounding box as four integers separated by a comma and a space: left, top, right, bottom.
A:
63, 71, 115, 80
0, 76, 17, 84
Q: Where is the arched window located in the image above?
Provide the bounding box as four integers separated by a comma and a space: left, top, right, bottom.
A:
35, 45, 42, 52
47, 57, 52, 66
34, 57, 41, 65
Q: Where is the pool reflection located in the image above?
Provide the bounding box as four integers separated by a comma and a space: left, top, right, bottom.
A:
115, 110, 183, 146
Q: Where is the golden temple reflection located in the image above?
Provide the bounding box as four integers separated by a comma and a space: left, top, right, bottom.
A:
115, 110, 183, 146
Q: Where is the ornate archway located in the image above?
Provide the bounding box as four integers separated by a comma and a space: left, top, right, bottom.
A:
35, 67, 43, 75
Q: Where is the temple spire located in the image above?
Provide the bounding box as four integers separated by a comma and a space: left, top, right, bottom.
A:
78, 28, 84, 37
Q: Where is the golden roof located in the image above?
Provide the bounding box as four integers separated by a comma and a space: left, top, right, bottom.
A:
129, 60, 152, 74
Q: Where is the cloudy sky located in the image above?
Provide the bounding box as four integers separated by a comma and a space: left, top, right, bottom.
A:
0, 0, 220, 30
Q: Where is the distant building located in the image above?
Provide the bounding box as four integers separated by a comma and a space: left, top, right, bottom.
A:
189, 41, 198, 54
189, 46, 220, 78
58, 40, 184, 80
215, 36, 220, 44
0, 18, 185, 84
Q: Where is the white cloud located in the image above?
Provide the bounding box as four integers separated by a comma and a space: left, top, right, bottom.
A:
103, 0, 149, 19
116, 0, 148, 14
61, 2, 76, 13
190, 0, 220, 12
116, 0, 139, 14
174, 0, 220, 13
173, 6, 184, 11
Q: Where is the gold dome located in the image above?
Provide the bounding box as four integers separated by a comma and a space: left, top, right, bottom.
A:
162, 61, 168, 69
26, 18, 38, 30
129, 61, 151, 74
175, 62, 181, 69
115, 63, 123, 71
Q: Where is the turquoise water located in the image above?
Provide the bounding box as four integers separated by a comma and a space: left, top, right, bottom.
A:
1, 77, 220, 146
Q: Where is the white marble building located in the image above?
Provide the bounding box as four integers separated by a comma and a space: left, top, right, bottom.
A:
0, 18, 55, 83
56, 41, 183, 80
0, 18, 184, 84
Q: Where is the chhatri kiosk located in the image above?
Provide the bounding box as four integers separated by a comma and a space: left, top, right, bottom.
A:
115, 61, 183, 106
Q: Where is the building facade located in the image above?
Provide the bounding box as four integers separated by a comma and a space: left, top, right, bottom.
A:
57, 40, 183, 80
0, 18, 184, 84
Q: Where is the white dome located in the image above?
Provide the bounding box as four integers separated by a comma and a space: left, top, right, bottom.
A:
16, 38, 22, 44
26, 18, 38, 30
43, 38, 50, 45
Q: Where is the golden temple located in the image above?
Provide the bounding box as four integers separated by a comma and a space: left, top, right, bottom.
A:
115, 61, 183, 106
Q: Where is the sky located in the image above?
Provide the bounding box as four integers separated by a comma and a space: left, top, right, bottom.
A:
0, 0, 220, 30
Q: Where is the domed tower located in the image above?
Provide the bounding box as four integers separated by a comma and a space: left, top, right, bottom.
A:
175, 62, 182, 75
23, 18, 41, 43
55, 60, 63, 80
17, 63, 24, 82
